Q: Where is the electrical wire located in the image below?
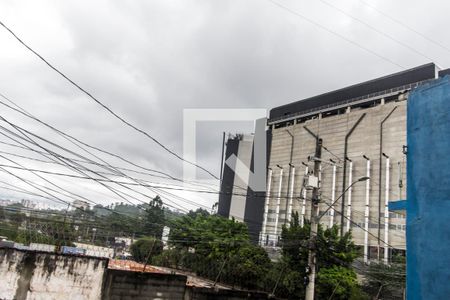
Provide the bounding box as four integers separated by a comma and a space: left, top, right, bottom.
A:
0, 93, 229, 192
0, 120, 298, 201
358, 0, 450, 55
0, 20, 218, 179
317, 0, 441, 65
0, 119, 196, 212
267, 0, 404, 69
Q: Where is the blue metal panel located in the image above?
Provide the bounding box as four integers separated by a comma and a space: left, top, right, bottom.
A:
388, 200, 406, 211
407, 76, 450, 299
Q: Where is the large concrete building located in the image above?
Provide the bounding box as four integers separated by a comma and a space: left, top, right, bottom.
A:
260, 63, 450, 263
218, 63, 450, 263
218, 133, 269, 242
218, 133, 255, 223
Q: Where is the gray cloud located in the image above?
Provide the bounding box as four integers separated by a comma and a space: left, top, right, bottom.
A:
0, 0, 449, 210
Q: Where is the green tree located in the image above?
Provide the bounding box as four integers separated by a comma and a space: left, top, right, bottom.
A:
92, 204, 110, 217
169, 213, 248, 259
274, 212, 362, 299
315, 224, 358, 268
152, 248, 183, 268
166, 212, 270, 289
142, 196, 165, 238
316, 266, 367, 300
130, 237, 163, 263
104, 213, 140, 235
222, 243, 272, 290
0, 206, 5, 219
363, 261, 406, 299
281, 213, 357, 270
2, 203, 26, 229
186, 208, 210, 218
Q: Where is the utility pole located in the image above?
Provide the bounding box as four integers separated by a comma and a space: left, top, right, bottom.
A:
305, 137, 322, 300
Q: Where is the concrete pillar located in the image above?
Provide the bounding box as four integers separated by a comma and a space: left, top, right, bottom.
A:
384, 158, 390, 264
301, 166, 309, 227
260, 168, 273, 245
329, 165, 337, 228
287, 166, 295, 225
345, 161, 353, 233
273, 168, 283, 240
364, 159, 371, 264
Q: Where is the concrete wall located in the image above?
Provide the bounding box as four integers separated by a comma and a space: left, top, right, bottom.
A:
228, 134, 254, 222
103, 270, 272, 300
218, 136, 240, 218
0, 248, 107, 300
218, 133, 266, 242
186, 287, 270, 300
406, 76, 450, 299
0, 248, 272, 300
102, 269, 187, 300
263, 99, 408, 258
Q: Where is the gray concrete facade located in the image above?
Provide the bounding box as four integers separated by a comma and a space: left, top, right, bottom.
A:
257, 63, 446, 261
258, 63, 450, 262
218, 134, 254, 222
262, 100, 408, 262
228, 134, 255, 222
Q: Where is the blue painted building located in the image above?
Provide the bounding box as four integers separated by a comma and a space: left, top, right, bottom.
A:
406, 76, 450, 299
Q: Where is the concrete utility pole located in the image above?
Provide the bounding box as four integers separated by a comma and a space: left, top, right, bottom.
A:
304, 138, 370, 300
305, 137, 322, 300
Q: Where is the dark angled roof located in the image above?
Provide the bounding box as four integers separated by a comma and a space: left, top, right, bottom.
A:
439, 68, 450, 77
269, 63, 438, 121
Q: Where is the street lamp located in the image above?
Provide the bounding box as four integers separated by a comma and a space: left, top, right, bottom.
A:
317, 176, 370, 221
305, 175, 370, 300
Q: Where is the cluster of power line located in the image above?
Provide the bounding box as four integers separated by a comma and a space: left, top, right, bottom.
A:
268, 0, 450, 70
0, 8, 417, 288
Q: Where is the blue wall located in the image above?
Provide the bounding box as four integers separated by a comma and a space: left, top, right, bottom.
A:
407, 76, 450, 299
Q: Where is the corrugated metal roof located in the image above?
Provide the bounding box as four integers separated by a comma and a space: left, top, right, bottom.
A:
108, 259, 166, 273
108, 260, 232, 289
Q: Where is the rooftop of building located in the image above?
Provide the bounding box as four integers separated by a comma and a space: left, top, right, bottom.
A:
108, 259, 233, 289
269, 63, 442, 124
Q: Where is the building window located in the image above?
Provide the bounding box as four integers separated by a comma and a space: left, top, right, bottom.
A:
352, 222, 365, 228
389, 212, 406, 219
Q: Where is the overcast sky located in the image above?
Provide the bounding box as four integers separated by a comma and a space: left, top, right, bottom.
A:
0, 0, 449, 212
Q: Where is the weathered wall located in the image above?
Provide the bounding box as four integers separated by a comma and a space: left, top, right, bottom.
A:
406, 76, 450, 299
187, 287, 270, 300
0, 248, 107, 300
0, 248, 273, 300
102, 269, 187, 300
